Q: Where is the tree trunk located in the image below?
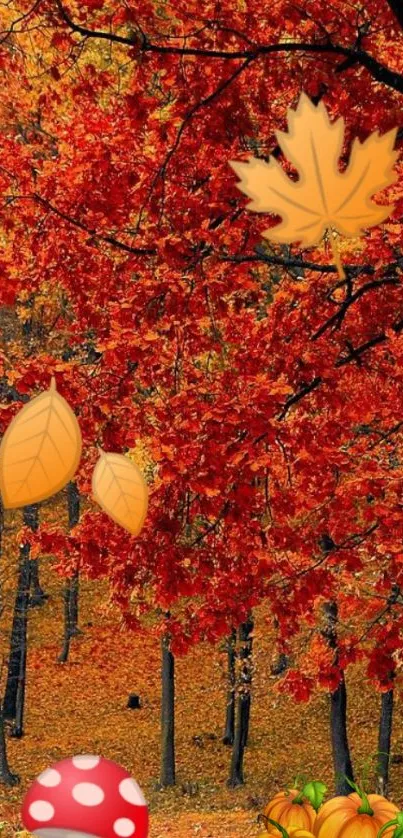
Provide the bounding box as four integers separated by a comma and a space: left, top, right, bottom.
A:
13, 581, 29, 739
0, 702, 19, 785
3, 554, 30, 728
67, 482, 80, 636
0, 497, 18, 784
68, 480, 80, 529
28, 555, 47, 608
160, 632, 175, 786
270, 617, 289, 676
323, 601, 354, 794
3, 505, 36, 725
58, 482, 81, 663
243, 618, 254, 749
377, 685, 394, 796
58, 580, 72, 664
69, 570, 80, 634
24, 503, 39, 536
223, 628, 236, 746
25, 501, 45, 609
228, 615, 254, 787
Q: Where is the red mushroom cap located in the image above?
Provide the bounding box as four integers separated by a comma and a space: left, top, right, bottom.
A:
21, 755, 148, 838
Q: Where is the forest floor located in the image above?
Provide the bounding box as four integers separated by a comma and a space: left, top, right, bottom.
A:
1, 505, 403, 836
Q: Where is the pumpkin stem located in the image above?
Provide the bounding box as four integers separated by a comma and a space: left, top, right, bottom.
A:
341, 774, 374, 816
258, 814, 289, 837
357, 790, 374, 817
293, 781, 327, 812
378, 813, 403, 838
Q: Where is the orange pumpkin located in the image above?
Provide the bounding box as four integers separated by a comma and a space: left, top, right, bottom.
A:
313, 792, 399, 837
259, 832, 316, 838
258, 817, 316, 838
264, 789, 316, 832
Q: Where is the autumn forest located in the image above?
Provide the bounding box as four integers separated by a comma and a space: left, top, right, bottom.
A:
0, 0, 403, 835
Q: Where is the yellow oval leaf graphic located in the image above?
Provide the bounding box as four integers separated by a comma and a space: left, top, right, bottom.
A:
0, 377, 82, 508
92, 450, 148, 535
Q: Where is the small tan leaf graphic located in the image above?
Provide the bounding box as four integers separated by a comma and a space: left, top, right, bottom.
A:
230, 92, 398, 277
0, 377, 82, 508
92, 450, 148, 535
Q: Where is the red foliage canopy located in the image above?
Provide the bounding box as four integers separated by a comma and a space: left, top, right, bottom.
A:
1, 0, 403, 691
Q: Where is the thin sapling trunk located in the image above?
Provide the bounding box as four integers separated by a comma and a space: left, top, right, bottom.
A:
228, 614, 254, 788
223, 628, 236, 746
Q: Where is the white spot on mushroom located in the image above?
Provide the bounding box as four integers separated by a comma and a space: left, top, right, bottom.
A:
28, 800, 55, 822
37, 768, 62, 788
113, 818, 136, 837
119, 778, 146, 806
72, 781, 104, 806
72, 755, 101, 770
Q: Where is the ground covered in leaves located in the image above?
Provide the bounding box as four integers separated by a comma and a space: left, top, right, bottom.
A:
1, 521, 403, 836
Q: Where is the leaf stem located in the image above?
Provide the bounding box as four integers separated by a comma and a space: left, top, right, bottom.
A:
329, 229, 346, 280
258, 814, 289, 837
378, 812, 403, 838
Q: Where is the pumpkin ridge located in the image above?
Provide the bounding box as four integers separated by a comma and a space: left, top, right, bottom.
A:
313, 793, 399, 838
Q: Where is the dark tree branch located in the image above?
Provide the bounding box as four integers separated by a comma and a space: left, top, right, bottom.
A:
0, 0, 42, 46
278, 377, 323, 420
54, 1, 403, 94
252, 310, 403, 431
158, 55, 256, 179
280, 315, 403, 417
55, 0, 138, 45
33, 194, 156, 256
336, 316, 403, 366
133, 54, 256, 232
221, 250, 376, 276
311, 275, 401, 340
190, 501, 230, 546
369, 420, 403, 450
275, 315, 403, 422
385, 0, 403, 30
